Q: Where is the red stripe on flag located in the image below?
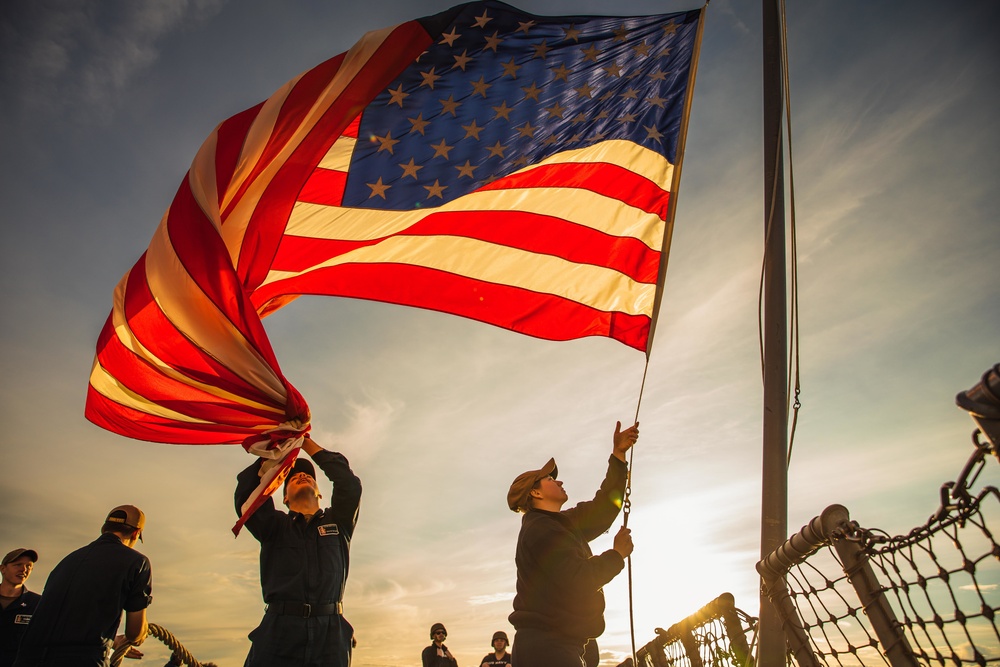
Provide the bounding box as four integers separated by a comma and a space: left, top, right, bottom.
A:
479, 161, 672, 220
85, 385, 252, 445
95, 329, 280, 428
251, 263, 650, 351
94, 307, 273, 421
214, 103, 264, 207
271, 208, 661, 283
237, 21, 434, 291
118, 254, 281, 406
341, 115, 361, 139
298, 168, 346, 207
165, 180, 284, 371
220, 53, 348, 223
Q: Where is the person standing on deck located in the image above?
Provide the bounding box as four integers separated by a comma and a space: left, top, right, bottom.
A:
235, 436, 361, 667
506, 421, 638, 667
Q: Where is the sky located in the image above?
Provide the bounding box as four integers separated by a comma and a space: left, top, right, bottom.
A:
1, 1, 998, 666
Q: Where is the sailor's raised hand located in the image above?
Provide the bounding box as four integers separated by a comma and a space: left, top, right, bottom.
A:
613, 420, 639, 459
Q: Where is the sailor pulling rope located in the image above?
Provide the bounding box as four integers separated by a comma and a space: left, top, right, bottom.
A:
506, 416, 638, 666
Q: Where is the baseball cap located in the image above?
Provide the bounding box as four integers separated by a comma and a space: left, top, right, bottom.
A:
105, 505, 145, 541
507, 458, 558, 512
283, 457, 317, 491
2, 548, 38, 566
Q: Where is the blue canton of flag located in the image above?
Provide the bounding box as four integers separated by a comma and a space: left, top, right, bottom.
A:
344, 1, 700, 210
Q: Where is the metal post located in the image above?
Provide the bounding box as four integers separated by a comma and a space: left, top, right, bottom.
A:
757, 505, 855, 667
719, 593, 756, 667
759, 0, 789, 664
679, 627, 704, 667
829, 536, 919, 667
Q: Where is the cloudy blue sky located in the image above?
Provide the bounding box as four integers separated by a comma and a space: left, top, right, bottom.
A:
1, 1, 997, 665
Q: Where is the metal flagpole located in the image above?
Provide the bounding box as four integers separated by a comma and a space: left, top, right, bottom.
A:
644, 5, 708, 360
758, 0, 789, 663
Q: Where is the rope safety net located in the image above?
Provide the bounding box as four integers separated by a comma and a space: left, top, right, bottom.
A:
759, 437, 1000, 666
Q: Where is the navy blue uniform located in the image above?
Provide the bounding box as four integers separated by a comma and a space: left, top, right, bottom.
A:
0, 588, 40, 667
236, 450, 361, 667
12, 535, 152, 667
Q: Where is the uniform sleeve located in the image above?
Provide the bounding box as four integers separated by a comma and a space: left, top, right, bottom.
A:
523, 515, 624, 598
123, 556, 153, 612
561, 455, 628, 542
312, 450, 363, 540
235, 457, 283, 541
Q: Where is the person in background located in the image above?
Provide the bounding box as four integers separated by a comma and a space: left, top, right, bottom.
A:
479, 630, 510, 666
12, 506, 151, 667
0, 549, 41, 667
422, 622, 458, 667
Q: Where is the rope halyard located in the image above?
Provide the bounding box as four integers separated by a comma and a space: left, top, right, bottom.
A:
757, 0, 802, 472
623, 355, 650, 667
621, 3, 712, 659
779, 0, 802, 470
109, 623, 216, 667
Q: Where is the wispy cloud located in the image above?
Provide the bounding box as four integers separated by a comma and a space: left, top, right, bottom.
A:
962, 583, 996, 591
468, 591, 514, 606
312, 394, 403, 468
1, 0, 224, 123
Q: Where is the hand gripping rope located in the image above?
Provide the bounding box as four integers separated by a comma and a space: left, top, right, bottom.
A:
109, 623, 217, 667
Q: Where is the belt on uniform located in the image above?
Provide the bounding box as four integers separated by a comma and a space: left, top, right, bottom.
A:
267, 601, 343, 617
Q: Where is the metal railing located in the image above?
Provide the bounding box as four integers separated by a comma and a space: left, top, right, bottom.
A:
619, 593, 757, 667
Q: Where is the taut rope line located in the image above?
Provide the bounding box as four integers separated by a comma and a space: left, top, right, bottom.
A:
621, 3, 711, 660
622, 354, 650, 667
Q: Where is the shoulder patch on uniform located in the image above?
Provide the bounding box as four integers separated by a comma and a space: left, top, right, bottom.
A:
14, 614, 32, 624
317, 523, 339, 536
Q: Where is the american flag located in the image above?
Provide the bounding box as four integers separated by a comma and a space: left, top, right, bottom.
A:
260, 3, 702, 351
86, 1, 701, 519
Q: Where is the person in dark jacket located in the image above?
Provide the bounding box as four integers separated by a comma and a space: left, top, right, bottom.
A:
0, 549, 41, 667
422, 622, 458, 667
12, 506, 151, 667
235, 436, 361, 667
506, 421, 638, 667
